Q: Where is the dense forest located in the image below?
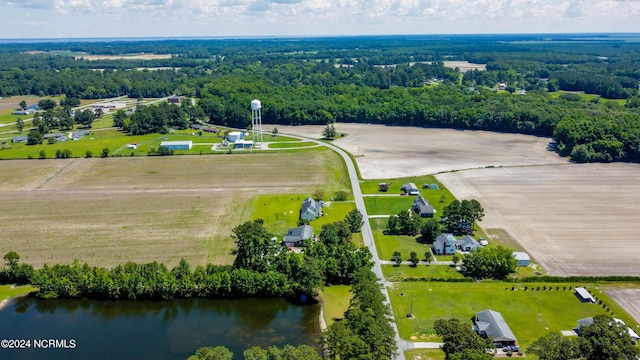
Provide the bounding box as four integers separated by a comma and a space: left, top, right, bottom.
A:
2, 34, 640, 162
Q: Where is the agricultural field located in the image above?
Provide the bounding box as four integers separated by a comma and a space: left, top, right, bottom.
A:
74, 53, 173, 61
388, 282, 637, 348
282, 123, 640, 278
0, 149, 346, 268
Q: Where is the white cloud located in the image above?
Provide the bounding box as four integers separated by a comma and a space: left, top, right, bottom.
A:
1, 0, 640, 37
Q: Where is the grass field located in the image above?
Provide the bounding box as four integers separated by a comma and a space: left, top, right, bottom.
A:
388, 282, 637, 348
267, 141, 316, 149
382, 264, 466, 282
364, 196, 414, 215
405, 349, 445, 360
0, 285, 35, 303
319, 285, 351, 327
0, 149, 348, 268
371, 219, 432, 261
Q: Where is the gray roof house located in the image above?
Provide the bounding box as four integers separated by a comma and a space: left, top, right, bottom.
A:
474, 309, 517, 346
432, 233, 457, 255
300, 197, 322, 221
401, 182, 419, 195
455, 235, 481, 252
412, 194, 434, 218
283, 225, 314, 247
12, 136, 28, 143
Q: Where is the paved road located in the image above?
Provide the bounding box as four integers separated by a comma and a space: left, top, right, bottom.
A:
284, 134, 407, 360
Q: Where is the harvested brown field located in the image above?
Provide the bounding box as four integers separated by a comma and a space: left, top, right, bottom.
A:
0, 96, 44, 112
75, 54, 172, 61
606, 289, 640, 325
0, 150, 343, 268
442, 61, 486, 73
279, 124, 566, 179
280, 123, 640, 277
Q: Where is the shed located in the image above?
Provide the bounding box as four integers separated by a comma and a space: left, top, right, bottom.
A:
401, 182, 419, 195
474, 309, 517, 346
283, 225, 314, 247
159, 140, 192, 151
430, 184, 439, 189
512, 252, 530, 266
168, 95, 182, 104
575, 287, 596, 303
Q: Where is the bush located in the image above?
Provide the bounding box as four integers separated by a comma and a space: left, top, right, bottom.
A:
334, 190, 348, 201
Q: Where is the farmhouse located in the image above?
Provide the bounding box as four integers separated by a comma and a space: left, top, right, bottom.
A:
512, 252, 531, 267
433, 233, 481, 255
575, 287, 596, 303
474, 309, 518, 347
12, 136, 27, 143
43, 133, 67, 142
300, 197, 322, 221
401, 182, 419, 195
455, 235, 481, 252
412, 194, 434, 218
159, 140, 192, 151
432, 233, 457, 255
283, 225, 314, 247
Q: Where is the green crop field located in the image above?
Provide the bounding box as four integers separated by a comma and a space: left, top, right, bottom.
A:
388, 282, 636, 348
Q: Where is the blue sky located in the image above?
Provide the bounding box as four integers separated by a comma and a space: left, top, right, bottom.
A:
2, 0, 640, 39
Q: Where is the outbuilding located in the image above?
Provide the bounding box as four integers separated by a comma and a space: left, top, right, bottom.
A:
575, 287, 596, 303
401, 182, 419, 195
512, 252, 530, 266
159, 140, 192, 151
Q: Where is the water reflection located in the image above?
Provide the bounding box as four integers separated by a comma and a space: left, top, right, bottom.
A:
0, 297, 320, 360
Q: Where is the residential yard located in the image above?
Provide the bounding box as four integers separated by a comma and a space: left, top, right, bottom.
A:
364, 196, 414, 216
388, 282, 636, 349
370, 219, 431, 261
382, 264, 466, 282
0, 149, 347, 268
404, 349, 445, 360
319, 285, 352, 327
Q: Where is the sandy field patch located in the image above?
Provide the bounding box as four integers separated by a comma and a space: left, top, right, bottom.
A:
75, 54, 172, 61
279, 124, 566, 179
442, 61, 486, 73
606, 289, 640, 325
0, 151, 342, 268
437, 163, 640, 276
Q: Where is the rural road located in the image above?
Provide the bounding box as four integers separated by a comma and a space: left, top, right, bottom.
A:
284, 134, 408, 360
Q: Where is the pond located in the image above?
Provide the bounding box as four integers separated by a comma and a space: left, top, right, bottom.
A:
0, 297, 320, 360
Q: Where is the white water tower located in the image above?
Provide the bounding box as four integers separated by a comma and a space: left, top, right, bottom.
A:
251, 99, 263, 143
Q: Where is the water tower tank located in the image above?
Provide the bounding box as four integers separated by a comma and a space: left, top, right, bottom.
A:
251, 99, 261, 110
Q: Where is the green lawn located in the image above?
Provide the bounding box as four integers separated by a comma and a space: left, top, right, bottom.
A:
388, 282, 635, 348
371, 218, 431, 261
360, 175, 445, 195
0, 284, 35, 302
405, 349, 445, 360
382, 264, 466, 282
320, 285, 352, 327
250, 195, 356, 236
364, 196, 414, 215
268, 141, 316, 149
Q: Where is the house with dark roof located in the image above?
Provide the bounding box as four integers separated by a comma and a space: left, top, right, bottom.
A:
474, 309, 517, 347
168, 95, 182, 104
412, 194, 434, 218
401, 182, 419, 195
432, 233, 457, 255
300, 197, 322, 221
455, 235, 481, 252
43, 133, 67, 142
283, 225, 314, 247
